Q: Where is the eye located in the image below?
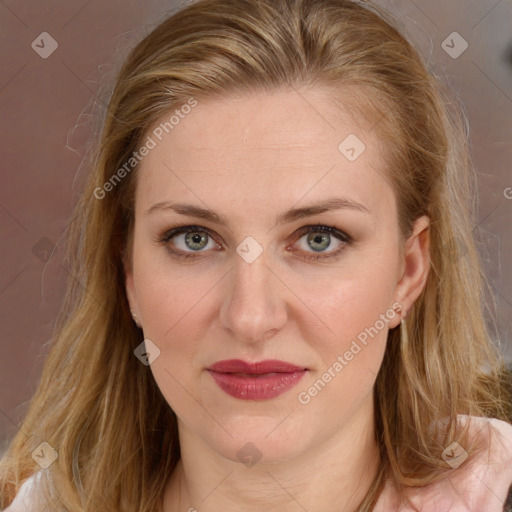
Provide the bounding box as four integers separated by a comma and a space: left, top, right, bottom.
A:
156, 225, 220, 259
155, 224, 353, 261
291, 225, 353, 261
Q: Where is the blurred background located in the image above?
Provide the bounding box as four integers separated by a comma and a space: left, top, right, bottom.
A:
0, 0, 511, 455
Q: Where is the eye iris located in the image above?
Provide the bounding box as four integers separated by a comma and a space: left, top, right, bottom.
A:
185, 231, 208, 251
307, 232, 330, 252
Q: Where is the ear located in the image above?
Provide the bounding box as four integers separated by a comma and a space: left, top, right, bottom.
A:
123, 256, 139, 317
390, 215, 430, 328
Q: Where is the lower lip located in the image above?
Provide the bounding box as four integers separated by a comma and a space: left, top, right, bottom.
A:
207, 370, 307, 400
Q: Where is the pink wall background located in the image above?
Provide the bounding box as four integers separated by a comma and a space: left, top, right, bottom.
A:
1, 0, 511, 452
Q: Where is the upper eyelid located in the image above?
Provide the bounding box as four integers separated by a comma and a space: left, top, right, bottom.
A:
157, 225, 353, 263
162, 224, 351, 248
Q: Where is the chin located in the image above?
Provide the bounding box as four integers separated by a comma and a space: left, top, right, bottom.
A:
204, 418, 312, 467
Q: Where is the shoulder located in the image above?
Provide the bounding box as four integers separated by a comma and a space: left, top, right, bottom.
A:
455, 415, 512, 504
478, 417, 512, 510
4, 471, 43, 511
374, 415, 512, 512
459, 414, 512, 453
486, 416, 512, 444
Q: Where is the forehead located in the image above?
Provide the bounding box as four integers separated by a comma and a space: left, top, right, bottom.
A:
134, 88, 394, 223
145, 87, 369, 156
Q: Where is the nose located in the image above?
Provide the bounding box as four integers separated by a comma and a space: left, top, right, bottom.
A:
218, 250, 288, 345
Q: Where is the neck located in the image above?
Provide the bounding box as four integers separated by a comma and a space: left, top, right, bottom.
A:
162, 393, 381, 512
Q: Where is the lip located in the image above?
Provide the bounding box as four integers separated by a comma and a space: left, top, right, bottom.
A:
208, 359, 307, 374
206, 359, 308, 400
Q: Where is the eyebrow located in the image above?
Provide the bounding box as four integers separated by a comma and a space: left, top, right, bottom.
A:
145, 197, 370, 228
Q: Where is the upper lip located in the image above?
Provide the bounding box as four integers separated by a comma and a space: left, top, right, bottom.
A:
207, 359, 307, 374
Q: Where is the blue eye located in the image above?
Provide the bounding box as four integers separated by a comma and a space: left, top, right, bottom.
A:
156, 225, 219, 260
156, 224, 353, 262
293, 225, 352, 261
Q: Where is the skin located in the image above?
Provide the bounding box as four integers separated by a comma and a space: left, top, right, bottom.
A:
124, 87, 431, 512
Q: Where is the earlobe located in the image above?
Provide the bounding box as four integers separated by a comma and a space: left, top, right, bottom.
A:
124, 270, 142, 328
123, 248, 142, 327
393, 215, 431, 321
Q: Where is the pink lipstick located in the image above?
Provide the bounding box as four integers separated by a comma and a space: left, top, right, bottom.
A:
206, 359, 307, 400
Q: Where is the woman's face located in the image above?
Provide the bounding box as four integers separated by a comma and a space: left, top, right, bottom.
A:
125, 88, 429, 463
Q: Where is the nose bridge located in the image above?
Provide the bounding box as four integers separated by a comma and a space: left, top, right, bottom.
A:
219, 249, 287, 343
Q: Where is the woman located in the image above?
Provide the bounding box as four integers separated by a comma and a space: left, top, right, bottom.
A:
1, 0, 512, 510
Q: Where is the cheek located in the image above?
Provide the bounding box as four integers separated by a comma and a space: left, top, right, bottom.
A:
135, 268, 215, 417
133, 251, 228, 401
301, 254, 399, 357
132, 235, 216, 330
136, 270, 213, 348
294, 272, 396, 419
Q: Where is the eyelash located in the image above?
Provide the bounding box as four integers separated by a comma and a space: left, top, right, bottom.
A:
155, 224, 353, 262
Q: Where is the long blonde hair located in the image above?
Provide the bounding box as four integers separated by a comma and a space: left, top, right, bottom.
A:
1, 0, 511, 510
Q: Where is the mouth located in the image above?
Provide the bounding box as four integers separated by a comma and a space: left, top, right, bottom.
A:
207, 359, 307, 374
206, 359, 308, 400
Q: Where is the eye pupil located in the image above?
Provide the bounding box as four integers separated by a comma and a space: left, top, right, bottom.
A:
185, 231, 208, 251
307, 232, 330, 252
